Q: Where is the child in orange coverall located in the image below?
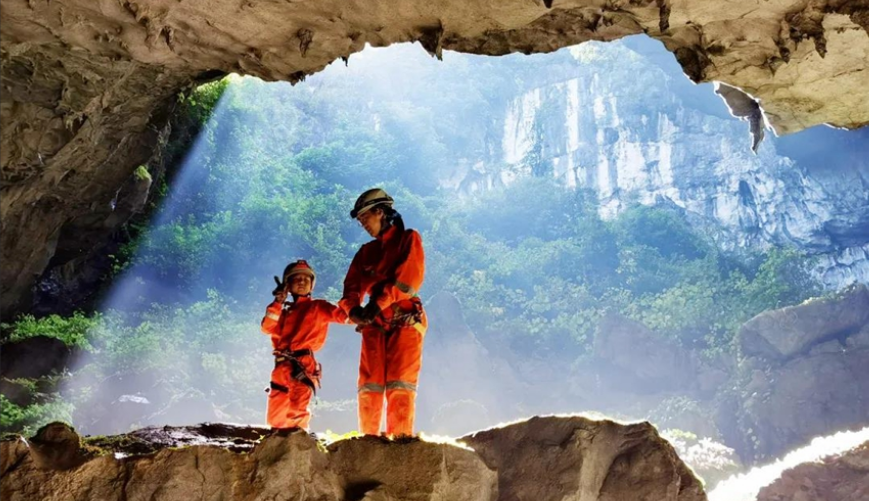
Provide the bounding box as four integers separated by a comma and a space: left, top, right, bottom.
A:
261, 260, 347, 429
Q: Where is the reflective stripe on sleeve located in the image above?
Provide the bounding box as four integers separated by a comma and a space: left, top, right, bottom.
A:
394, 280, 417, 296
266, 312, 281, 321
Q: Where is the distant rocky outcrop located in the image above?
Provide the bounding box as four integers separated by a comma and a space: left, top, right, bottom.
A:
726, 285, 869, 463
739, 285, 869, 360
0, 335, 77, 407
418, 292, 522, 435
593, 313, 731, 397
1, 416, 706, 501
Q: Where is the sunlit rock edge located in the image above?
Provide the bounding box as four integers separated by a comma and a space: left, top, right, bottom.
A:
0, 415, 706, 501
709, 426, 869, 501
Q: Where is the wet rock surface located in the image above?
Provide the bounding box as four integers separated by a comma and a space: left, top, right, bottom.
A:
3, 0, 869, 317
0, 415, 706, 501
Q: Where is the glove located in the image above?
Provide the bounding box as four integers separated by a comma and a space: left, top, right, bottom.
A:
272, 276, 287, 302
360, 302, 381, 324
349, 306, 367, 325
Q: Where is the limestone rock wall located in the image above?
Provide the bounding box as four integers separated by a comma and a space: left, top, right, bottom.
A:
487, 43, 869, 289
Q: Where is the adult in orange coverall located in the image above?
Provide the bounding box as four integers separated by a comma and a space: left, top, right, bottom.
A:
341, 188, 427, 437
261, 260, 347, 429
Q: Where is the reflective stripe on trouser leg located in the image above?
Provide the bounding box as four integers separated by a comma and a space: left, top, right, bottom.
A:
358, 390, 385, 436
385, 325, 423, 436
358, 328, 387, 435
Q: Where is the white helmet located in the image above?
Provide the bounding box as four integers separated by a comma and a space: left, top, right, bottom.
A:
350, 188, 394, 219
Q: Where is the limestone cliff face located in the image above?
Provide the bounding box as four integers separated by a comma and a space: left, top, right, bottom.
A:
0, 417, 706, 501
484, 42, 869, 289
1, 0, 868, 316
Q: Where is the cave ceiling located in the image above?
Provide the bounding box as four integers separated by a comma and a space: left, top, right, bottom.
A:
1, 0, 868, 316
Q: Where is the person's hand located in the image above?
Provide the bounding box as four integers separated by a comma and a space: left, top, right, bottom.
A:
349, 306, 367, 325
360, 302, 381, 324
272, 276, 288, 302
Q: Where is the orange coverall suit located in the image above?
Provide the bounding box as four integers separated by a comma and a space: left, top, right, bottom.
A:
261, 296, 347, 429
340, 224, 427, 436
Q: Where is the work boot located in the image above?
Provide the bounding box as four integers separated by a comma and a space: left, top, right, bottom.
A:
270, 426, 304, 437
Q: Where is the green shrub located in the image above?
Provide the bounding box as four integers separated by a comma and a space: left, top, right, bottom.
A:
1, 312, 100, 350
0, 394, 74, 436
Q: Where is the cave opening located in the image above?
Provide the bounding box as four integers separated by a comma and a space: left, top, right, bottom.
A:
3, 34, 868, 497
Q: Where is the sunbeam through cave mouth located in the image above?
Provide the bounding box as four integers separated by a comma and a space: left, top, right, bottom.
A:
3, 35, 868, 499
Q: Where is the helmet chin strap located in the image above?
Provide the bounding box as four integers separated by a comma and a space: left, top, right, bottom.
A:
290, 292, 312, 301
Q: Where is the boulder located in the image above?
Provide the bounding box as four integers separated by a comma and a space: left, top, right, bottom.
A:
709, 427, 869, 501
329, 436, 497, 501
0, 335, 74, 380
739, 285, 869, 360
27, 422, 88, 471
724, 286, 869, 463
736, 348, 869, 463
594, 313, 695, 393
756, 441, 869, 501
462, 415, 706, 501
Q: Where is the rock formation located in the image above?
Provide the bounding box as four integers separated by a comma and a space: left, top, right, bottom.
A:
739, 284, 869, 360
472, 39, 869, 289
725, 284, 869, 463
2, 0, 868, 316
463, 415, 707, 501
756, 440, 869, 501
0, 417, 707, 501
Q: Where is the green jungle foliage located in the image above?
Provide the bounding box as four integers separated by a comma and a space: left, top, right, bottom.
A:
1, 394, 74, 437
1, 312, 99, 351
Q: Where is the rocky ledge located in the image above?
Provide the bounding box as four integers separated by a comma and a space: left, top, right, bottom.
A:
0, 416, 706, 501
